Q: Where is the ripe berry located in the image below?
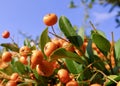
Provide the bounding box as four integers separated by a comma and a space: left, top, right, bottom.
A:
66, 80, 79, 86
2, 30, 10, 39
62, 42, 74, 52
10, 73, 19, 81
2, 52, 12, 62
51, 37, 61, 47
6, 80, 17, 86
36, 60, 54, 77
57, 69, 70, 83
19, 56, 28, 65
44, 42, 58, 57
117, 81, 120, 86
31, 50, 43, 68
43, 13, 58, 26
19, 46, 31, 56
90, 83, 101, 86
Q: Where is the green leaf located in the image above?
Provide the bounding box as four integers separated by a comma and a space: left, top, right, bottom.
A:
1, 65, 14, 75
50, 48, 86, 64
13, 61, 26, 74
105, 75, 120, 86
65, 59, 83, 74
24, 39, 31, 47
59, 16, 83, 47
86, 39, 94, 63
91, 32, 111, 53
92, 55, 110, 75
32, 69, 47, 86
97, 30, 106, 38
0, 43, 19, 52
78, 27, 85, 41
115, 39, 120, 60
24, 39, 36, 50
39, 27, 50, 54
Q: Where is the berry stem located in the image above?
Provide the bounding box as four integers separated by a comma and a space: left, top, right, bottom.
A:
51, 26, 56, 35
0, 71, 10, 80
49, 31, 69, 42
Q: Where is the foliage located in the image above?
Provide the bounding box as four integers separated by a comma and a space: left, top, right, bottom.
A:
0, 15, 120, 86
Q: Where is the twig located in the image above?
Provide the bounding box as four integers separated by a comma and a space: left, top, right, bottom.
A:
48, 31, 69, 42
89, 21, 97, 32
94, 69, 117, 84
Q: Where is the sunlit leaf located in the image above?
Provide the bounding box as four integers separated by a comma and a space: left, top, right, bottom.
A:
59, 16, 83, 47
78, 27, 85, 41
97, 30, 106, 38
115, 39, 120, 60
65, 59, 83, 74
91, 32, 111, 53
24, 39, 31, 47
105, 75, 120, 86
50, 48, 86, 64
13, 61, 26, 74
39, 27, 50, 53
0, 43, 19, 52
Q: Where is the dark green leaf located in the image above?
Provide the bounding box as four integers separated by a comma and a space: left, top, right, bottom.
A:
93, 55, 110, 75
65, 59, 83, 74
91, 32, 111, 52
50, 48, 85, 64
86, 39, 94, 63
59, 16, 83, 47
0, 43, 19, 52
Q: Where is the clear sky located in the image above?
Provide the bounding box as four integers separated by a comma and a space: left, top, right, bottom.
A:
0, 0, 120, 47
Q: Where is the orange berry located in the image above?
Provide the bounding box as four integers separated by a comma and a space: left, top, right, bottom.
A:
58, 38, 66, 47
10, 73, 19, 81
117, 81, 120, 86
2, 52, 12, 62
2, 30, 10, 39
74, 47, 83, 56
31, 50, 43, 68
90, 83, 102, 86
43, 13, 57, 26
66, 80, 79, 86
0, 59, 8, 69
36, 60, 54, 77
92, 43, 97, 50
6, 80, 17, 86
19, 56, 28, 65
51, 37, 61, 47
105, 64, 110, 70
44, 42, 58, 57
62, 42, 74, 52
19, 46, 31, 56
29, 73, 35, 80
57, 69, 70, 83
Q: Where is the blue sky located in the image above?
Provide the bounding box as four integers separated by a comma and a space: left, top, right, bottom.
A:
0, 0, 120, 47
